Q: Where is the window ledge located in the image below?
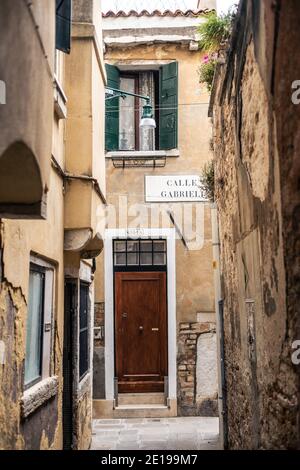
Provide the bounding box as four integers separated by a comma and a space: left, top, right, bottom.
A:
106, 149, 179, 159
54, 75, 67, 120
21, 376, 58, 419
78, 372, 91, 398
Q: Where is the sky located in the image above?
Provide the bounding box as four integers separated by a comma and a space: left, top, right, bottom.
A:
101, 1, 238, 15
217, 0, 237, 14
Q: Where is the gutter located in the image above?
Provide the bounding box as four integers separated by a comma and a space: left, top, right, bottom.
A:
211, 203, 227, 449
51, 156, 107, 205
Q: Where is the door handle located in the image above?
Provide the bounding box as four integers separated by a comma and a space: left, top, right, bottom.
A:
152, 328, 159, 331
139, 326, 144, 331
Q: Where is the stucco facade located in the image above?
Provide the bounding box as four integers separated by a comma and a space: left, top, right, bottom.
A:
0, 0, 106, 450
209, 0, 300, 449
93, 7, 218, 418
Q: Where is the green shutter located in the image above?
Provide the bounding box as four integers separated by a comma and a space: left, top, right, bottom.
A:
56, 0, 71, 54
159, 62, 178, 150
105, 64, 120, 151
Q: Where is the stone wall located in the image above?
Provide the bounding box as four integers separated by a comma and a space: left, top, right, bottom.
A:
178, 321, 217, 416
210, 0, 300, 449
93, 302, 105, 399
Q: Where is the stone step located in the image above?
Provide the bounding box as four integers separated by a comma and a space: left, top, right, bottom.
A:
118, 393, 165, 406
113, 404, 174, 419
93, 398, 177, 419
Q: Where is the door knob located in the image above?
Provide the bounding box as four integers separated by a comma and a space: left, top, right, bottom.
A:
139, 326, 144, 331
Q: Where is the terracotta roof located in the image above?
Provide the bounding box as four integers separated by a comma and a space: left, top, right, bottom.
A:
102, 9, 212, 18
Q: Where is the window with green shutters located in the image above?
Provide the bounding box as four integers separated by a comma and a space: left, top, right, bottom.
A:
159, 62, 178, 150
56, 0, 72, 54
105, 64, 120, 151
105, 62, 178, 152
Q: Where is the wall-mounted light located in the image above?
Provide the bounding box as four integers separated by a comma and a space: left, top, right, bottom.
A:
140, 102, 156, 129
105, 87, 156, 129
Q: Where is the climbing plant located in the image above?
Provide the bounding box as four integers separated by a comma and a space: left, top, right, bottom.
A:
198, 54, 217, 92
201, 160, 215, 202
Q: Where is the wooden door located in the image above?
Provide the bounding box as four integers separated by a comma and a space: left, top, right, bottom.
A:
115, 271, 167, 393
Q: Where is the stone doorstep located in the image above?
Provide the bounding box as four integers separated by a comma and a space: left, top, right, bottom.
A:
112, 405, 176, 419
118, 392, 165, 406
116, 404, 168, 410
93, 399, 177, 419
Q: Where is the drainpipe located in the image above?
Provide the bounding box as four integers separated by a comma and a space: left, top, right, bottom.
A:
211, 202, 226, 449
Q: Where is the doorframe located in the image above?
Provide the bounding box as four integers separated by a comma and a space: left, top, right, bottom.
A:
63, 278, 76, 450
104, 228, 177, 401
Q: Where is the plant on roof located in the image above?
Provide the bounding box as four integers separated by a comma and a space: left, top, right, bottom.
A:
198, 10, 235, 52
197, 8, 237, 91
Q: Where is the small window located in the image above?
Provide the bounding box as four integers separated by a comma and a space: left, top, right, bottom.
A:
79, 282, 90, 379
25, 260, 54, 389
113, 239, 167, 268
105, 62, 178, 152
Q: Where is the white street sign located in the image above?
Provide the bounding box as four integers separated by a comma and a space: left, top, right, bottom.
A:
145, 175, 209, 202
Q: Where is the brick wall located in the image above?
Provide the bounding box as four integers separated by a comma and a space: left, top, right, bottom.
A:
177, 322, 217, 416
94, 302, 105, 348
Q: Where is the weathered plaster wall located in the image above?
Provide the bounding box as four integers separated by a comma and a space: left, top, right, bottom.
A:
0, 0, 55, 217
196, 332, 218, 413
0, 168, 65, 450
211, 0, 300, 449
64, 5, 107, 234
0, 0, 106, 450
74, 381, 93, 450
103, 43, 215, 323
94, 42, 216, 415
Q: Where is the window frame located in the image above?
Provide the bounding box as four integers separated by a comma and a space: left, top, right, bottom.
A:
114, 70, 160, 152
24, 257, 55, 391
79, 281, 90, 381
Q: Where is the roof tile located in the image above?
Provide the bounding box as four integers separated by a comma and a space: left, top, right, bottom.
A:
102, 9, 212, 18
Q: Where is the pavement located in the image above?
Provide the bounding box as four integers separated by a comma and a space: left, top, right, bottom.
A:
91, 417, 220, 450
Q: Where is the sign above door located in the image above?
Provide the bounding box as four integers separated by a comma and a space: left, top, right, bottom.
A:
145, 175, 209, 203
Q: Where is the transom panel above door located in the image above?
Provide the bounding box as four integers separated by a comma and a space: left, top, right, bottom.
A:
113, 239, 167, 270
